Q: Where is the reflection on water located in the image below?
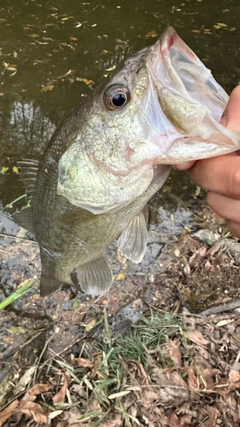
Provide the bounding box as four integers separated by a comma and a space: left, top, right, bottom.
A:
9, 100, 55, 151
1, 0, 240, 205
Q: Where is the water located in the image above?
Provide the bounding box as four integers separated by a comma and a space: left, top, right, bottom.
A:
1, 0, 240, 205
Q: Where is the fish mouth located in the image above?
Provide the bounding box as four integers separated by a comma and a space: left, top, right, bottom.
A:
146, 26, 240, 163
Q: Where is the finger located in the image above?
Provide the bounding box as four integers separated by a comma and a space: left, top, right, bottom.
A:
189, 153, 240, 199
207, 191, 240, 222
173, 161, 196, 170
221, 85, 240, 132
226, 220, 240, 239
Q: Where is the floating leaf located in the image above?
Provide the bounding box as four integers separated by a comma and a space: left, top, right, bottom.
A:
145, 30, 158, 38
41, 84, 55, 92
1, 166, 9, 173
12, 165, 19, 173
76, 77, 94, 86
105, 65, 116, 72
216, 22, 228, 27
61, 16, 74, 21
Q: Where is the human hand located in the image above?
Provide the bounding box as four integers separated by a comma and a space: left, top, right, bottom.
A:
174, 85, 240, 238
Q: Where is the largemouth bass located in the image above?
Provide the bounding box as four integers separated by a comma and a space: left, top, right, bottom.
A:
15, 27, 240, 297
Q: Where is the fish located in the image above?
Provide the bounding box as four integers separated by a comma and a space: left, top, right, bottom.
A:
14, 27, 240, 297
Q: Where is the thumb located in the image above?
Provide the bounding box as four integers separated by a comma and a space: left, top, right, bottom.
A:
220, 85, 240, 133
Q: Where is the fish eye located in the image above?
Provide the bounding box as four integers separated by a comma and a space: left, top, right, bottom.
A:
104, 84, 130, 111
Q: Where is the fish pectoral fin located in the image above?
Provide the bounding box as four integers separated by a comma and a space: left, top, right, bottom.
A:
40, 272, 63, 296
13, 207, 35, 235
117, 211, 148, 264
17, 159, 39, 199
75, 255, 112, 296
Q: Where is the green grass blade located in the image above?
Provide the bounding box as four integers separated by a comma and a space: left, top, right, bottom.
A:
0, 278, 35, 310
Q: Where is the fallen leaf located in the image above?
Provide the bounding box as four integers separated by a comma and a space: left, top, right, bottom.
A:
75, 357, 93, 368
41, 84, 55, 92
227, 370, 240, 392
216, 22, 228, 27
0, 400, 19, 426
145, 30, 158, 38
0, 166, 9, 173
105, 65, 116, 72
185, 330, 209, 346
15, 366, 37, 394
76, 77, 94, 85
187, 367, 198, 390
85, 318, 97, 332
52, 373, 71, 404
90, 352, 103, 378
18, 401, 48, 424
23, 383, 52, 402
168, 412, 192, 427
201, 406, 218, 427
114, 272, 126, 281
108, 390, 131, 399
167, 338, 182, 367
84, 378, 93, 390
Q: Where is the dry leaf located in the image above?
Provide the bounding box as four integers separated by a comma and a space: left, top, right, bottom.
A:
90, 352, 103, 378
201, 406, 218, 427
227, 369, 240, 392
98, 412, 123, 427
23, 383, 52, 401
167, 338, 182, 367
185, 330, 209, 346
15, 366, 37, 394
0, 400, 19, 426
186, 367, 198, 390
216, 319, 234, 327
108, 390, 131, 399
75, 357, 94, 368
18, 400, 48, 424
85, 318, 97, 332
52, 373, 71, 404
168, 412, 192, 427
145, 30, 158, 38
42, 84, 55, 92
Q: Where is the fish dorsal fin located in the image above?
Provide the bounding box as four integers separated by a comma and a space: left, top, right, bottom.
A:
13, 206, 35, 235
117, 210, 148, 264
74, 255, 112, 296
18, 159, 39, 198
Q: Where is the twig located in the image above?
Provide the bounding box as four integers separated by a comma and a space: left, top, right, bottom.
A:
199, 300, 240, 316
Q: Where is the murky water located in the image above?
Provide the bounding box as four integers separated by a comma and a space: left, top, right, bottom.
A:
1, 0, 240, 206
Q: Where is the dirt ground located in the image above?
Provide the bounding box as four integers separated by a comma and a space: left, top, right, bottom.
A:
1, 191, 240, 426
